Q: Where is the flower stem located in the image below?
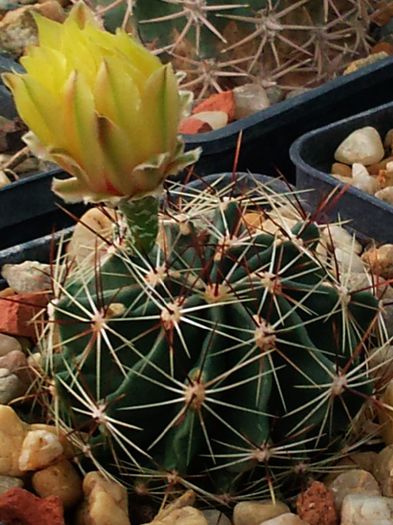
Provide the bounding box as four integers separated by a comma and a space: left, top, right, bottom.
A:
119, 195, 159, 254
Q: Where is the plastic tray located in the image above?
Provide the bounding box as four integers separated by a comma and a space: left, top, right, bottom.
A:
290, 101, 393, 244
187, 56, 393, 180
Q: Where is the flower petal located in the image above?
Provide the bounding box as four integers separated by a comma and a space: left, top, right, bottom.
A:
52, 176, 90, 203
2, 73, 60, 145
140, 64, 181, 154
62, 70, 103, 185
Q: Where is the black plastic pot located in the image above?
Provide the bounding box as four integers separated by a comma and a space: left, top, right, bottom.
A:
290, 100, 393, 244
0, 172, 287, 288
188, 56, 393, 181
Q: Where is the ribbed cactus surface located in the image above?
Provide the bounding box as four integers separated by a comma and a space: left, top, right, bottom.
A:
50, 176, 380, 500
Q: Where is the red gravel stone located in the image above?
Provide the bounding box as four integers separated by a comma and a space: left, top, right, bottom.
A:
192, 91, 235, 122
296, 481, 338, 525
0, 487, 64, 525
0, 292, 48, 339
179, 116, 212, 134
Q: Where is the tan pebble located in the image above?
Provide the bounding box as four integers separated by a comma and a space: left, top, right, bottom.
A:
373, 445, 393, 496
146, 506, 208, 525
233, 500, 289, 525
331, 174, 354, 185
296, 481, 338, 525
329, 469, 380, 511
18, 430, 64, 471
192, 111, 228, 130
375, 186, 393, 204
348, 452, 379, 474
260, 513, 308, 525
0, 350, 32, 387
67, 207, 115, 267
352, 163, 378, 194
29, 423, 75, 459
343, 52, 389, 74
233, 83, 270, 119
378, 381, 393, 445
202, 509, 231, 525
0, 405, 28, 476
82, 471, 130, 525
0, 334, 22, 357
368, 155, 393, 175
32, 459, 82, 509
362, 244, 393, 279
334, 127, 385, 166
331, 162, 352, 177
385, 129, 393, 151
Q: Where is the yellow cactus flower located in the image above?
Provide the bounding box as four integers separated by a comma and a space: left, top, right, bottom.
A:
2, 2, 199, 205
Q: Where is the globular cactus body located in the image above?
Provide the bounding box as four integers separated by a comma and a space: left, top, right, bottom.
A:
51, 178, 379, 499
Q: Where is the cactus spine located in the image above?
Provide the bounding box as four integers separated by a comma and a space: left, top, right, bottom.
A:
44, 175, 384, 502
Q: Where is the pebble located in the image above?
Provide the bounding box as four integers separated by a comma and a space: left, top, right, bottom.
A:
321, 224, 362, 255
352, 163, 378, 194
362, 244, 393, 279
266, 86, 285, 105
79, 471, 130, 525
331, 162, 352, 177
296, 481, 338, 525
233, 83, 270, 119
0, 368, 25, 403
341, 493, 393, 525
191, 111, 228, 130
334, 248, 365, 274
233, 500, 289, 525
375, 186, 393, 204
334, 127, 385, 166
66, 207, 114, 267
329, 469, 380, 511
343, 52, 389, 75
1, 261, 51, 293
0, 405, 27, 477
373, 445, 393, 496
260, 514, 308, 525
0, 487, 64, 525
145, 506, 208, 525
32, 459, 83, 509
193, 91, 235, 122
0, 474, 23, 494
202, 509, 231, 525
0, 333, 22, 357
18, 429, 64, 471
0, 1, 65, 57
378, 380, 393, 445
0, 349, 32, 388
384, 129, 393, 151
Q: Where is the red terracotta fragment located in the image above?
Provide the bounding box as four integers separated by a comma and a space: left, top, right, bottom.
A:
0, 292, 49, 339
192, 91, 235, 122
0, 487, 64, 525
179, 116, 212, 134
296, 481, 338, 525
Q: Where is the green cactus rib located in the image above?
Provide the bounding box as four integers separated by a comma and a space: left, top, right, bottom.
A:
52, 184, 380, 499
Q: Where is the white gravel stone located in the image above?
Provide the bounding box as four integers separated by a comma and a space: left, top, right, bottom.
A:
233, 83, 270, 119
352, 163, 378, 194
341, 493, 393, 525
260, 513, 308, 525
376, 186, 393, 204
335, 127, 385, 165
1, 261, 51, 293
18, 429, 64, 471
329, 469, 380, 511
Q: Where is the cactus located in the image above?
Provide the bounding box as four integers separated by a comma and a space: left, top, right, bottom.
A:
44, 175, 384, 502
